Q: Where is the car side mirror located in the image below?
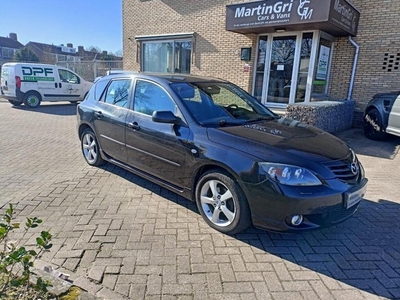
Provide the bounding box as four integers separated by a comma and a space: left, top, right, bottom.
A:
152, 111, 180, 124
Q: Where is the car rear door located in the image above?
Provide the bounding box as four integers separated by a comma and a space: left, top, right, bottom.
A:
92, 78, 132, 162
125, 78, 191, 189
0, 65, 15, 97
387, 94, 400, 136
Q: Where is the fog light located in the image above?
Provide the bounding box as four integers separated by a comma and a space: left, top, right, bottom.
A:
291, 215, 303, 226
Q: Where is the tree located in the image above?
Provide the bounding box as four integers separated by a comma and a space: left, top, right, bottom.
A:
114, 50, 123, 57
13, 48, 39, 62
86, 46, 101, 53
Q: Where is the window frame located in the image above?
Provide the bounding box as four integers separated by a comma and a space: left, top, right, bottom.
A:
141, 39, 192, 74
135, 33, 195, 74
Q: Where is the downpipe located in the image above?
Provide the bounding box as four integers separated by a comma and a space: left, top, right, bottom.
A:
348, 36, 360, 101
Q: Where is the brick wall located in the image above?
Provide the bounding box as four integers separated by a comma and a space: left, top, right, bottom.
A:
123, 0, 400, 112
123, 0, 257, 91
330, 0, 400, 111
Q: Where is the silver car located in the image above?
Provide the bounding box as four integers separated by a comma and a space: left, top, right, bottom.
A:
364, 92, 400, 140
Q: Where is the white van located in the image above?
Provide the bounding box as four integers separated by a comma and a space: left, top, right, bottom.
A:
0, 63, 93, 108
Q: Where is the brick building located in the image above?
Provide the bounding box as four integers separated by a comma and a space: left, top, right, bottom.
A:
0, 33, 23, 66
123, 0, 400, 123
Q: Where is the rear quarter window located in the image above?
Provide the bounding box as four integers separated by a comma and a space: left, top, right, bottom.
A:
94, 78, 109, 101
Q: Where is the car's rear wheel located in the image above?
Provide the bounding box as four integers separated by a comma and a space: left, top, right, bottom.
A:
81, 128, 105, 166
195, 171, 251, 234
364, 108, 387, 140
23, 91, 41, 108
8, 100, 22, 106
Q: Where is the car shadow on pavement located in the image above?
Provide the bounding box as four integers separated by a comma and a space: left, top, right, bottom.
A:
103, 163, 400, 299
236, 198, 400, 299
10, 103, 77, 116
334, 128, 400, 160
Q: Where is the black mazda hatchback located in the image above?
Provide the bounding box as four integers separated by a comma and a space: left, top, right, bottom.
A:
77, 73, 367, 234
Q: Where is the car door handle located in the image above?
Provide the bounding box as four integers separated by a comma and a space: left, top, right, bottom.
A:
94, 111, 103, 118
127, 122, 140, 130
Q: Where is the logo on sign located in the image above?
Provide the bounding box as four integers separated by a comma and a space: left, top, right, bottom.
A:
297, 0, 313, 20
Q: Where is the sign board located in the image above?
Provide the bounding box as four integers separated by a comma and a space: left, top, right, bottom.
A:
226, 0, 359, 36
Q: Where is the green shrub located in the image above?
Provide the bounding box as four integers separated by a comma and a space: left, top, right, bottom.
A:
0, 204, 53, 299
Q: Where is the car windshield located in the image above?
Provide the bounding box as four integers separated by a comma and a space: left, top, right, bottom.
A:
170, 82, 277, 126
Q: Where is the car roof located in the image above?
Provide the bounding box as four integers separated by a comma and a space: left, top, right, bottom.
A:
105, 72, 228, 85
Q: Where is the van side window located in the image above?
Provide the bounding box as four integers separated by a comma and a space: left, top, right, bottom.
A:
104, 79, 131, 108
58, 69, 80, 84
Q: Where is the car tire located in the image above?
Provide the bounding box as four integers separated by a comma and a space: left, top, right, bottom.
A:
364, 108, 387, 140
195, 170, 251, 234
23, 91, 41, 108
8, 100, 22, 106
81, 128, 105, 166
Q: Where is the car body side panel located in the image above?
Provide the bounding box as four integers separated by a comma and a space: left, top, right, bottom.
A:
91, 102, 128, 163
387, 94, 400, 136
365, 92, 400, 137
125, 111, 192, 188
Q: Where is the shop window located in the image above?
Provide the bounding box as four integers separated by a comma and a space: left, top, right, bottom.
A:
254, 36, 268, 102
142, 40, 191, 74
312, 37, 332, 96
295, 33, 313, 102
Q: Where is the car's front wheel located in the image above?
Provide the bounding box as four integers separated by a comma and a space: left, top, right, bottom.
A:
364, 108, 387, 140
195, 171, 251, 234
81, 128, 105, 166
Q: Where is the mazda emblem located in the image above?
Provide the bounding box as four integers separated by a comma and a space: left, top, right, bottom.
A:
350, 162, 358, 175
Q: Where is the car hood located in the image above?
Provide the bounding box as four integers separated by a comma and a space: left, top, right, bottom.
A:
207, 117, 350, 163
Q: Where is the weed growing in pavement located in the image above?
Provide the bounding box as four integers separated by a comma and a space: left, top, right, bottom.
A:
0, 204, 53, 299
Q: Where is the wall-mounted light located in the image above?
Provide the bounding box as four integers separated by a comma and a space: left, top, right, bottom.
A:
275, 28, 286, 33
240, 47, 251, 61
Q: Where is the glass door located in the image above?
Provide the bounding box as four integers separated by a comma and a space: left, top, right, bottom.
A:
253, 32, 321, 106
267, 36, 296, 104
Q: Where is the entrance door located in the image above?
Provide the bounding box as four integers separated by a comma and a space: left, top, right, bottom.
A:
267, 35, 296, 104
254, 32, 320, 106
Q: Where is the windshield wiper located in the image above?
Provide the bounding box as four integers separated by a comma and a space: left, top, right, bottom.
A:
245, 116, 276, 123
200, 119, 244, 127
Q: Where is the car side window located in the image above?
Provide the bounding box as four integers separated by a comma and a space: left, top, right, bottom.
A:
104, 79, 131, 108
133, 80, 176, 115
94, 79, 109, 101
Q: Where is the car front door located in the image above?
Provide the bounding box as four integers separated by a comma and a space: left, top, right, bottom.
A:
92, 78, 132, 162
125, 79, 191, 189
387, 94, 400, 136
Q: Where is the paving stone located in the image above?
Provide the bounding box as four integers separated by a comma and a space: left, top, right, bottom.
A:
1, 102, 400, 300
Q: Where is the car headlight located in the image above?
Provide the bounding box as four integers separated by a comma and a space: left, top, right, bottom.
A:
259, 163, 322, 186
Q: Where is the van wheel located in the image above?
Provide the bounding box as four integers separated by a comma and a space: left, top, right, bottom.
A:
8, 100, 22, 106
23, 92, 41, 108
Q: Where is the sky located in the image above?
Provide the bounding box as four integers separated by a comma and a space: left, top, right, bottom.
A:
0, 0, 123, 55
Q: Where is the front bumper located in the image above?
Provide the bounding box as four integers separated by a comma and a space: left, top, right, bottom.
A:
244, 177, 368, 233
